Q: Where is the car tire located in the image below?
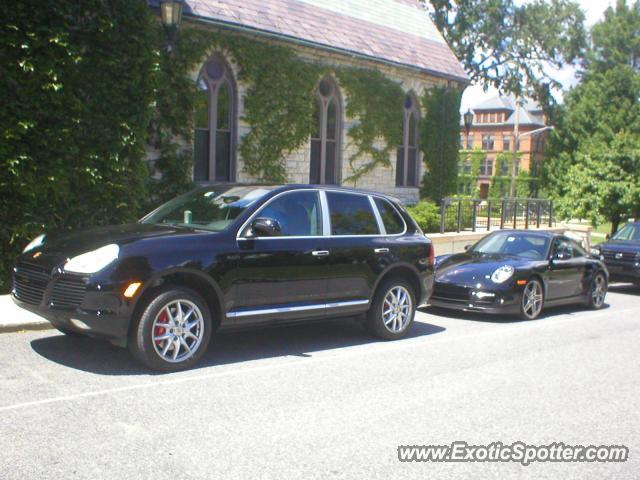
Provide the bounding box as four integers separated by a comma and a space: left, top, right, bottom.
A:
128, 286, 213, 372
586, 271, 607, 310
520, 278, 544, 320
366, 278, 416, 340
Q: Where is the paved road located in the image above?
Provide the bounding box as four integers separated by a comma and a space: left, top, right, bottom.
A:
1, 285, 639, 479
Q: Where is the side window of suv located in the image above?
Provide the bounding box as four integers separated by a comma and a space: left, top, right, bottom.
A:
326, 192, 380, 236
373, 197, 405, 234
251, 191, 322, 237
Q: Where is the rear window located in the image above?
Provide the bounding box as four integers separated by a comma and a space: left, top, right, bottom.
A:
326, 192, 379, 235
373, 197, 405, 234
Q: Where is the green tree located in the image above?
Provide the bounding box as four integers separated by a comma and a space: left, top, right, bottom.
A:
0, 0, 157, 291
543, 0, 640, 233
425, 0, 586, 102
420, 86, 462, 202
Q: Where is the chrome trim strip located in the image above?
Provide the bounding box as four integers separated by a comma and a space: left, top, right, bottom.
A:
227, 299, 370, 318
319, 190, 331, 236
369, 195, 386, 235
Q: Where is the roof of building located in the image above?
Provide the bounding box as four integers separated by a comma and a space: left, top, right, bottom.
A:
462, 95, 546, 128
148, 0, 468, 82
473, 95, 542, 113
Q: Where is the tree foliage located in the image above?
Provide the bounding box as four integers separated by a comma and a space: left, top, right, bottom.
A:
420, 86, 462, 203
0, 0, 157, 291
543, 0, 640, 232
425, 0, 586, 102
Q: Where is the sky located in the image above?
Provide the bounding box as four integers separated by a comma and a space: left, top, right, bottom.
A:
460, 0, 617, 111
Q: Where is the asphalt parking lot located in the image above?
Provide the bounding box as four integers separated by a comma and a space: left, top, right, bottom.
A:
1, 285, 639, 479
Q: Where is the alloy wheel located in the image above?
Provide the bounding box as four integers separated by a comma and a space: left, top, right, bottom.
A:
382, 286, 412, 333
522, 280, 543, 319
592, 274, 607, 308
151, 300, 205, 363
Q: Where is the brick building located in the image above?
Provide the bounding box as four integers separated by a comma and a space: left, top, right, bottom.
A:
149, 0, 467, 203
461, 96, 549, 198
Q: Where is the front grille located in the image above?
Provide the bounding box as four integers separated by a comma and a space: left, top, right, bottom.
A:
13, 262, 50, 305
432, 283, 471, 303
602, 251, 637, 264
50, 278, 87, 308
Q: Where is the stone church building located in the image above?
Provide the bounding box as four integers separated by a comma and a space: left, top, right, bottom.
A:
149, 0, 467, 203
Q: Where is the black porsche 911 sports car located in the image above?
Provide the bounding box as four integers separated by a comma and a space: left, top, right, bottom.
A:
431, 230, 609, 320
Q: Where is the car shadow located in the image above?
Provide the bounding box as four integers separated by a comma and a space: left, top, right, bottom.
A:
422, 301, 611, 324
30, 317, 446, 375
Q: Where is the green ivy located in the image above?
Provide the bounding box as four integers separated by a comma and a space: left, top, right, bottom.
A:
151, 26, 408, 199
457, 149, 484, 196
336, 68, 404, 184
0, 0, 157, 292
420, 86, 462, 203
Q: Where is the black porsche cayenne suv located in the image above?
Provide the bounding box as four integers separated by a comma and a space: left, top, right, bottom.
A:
12, 185, 435, 371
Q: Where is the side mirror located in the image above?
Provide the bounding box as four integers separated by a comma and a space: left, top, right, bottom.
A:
464, 244, 472, 251
551, 252, 566, 262
251, 217, 281, 237
605, 234, 610, 240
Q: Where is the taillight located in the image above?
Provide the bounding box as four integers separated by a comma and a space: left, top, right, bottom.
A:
428, 244, 435, 267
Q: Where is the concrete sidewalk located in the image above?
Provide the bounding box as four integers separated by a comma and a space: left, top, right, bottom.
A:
0, 295, 51, 333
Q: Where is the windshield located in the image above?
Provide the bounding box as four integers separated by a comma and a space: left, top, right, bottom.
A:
471, 232, 551, 260
612, 223, 640, 241
141, 186, 275, 232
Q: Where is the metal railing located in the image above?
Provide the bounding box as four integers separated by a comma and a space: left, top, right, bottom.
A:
439, 197, 554, 234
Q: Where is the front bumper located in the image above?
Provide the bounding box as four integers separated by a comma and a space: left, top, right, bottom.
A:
604, 262, 640, 283
11, 262, 133, 341
429, 281, 521, 315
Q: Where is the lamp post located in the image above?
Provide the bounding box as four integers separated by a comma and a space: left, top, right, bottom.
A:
160, 0, 184, 52
463, 108, 474, 137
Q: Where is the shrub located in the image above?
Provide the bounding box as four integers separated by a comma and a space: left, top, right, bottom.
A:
406, 201, 442, 233
0, 0, 157, 292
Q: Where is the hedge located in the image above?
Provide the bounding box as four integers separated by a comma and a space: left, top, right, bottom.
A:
0, 0, 157, 292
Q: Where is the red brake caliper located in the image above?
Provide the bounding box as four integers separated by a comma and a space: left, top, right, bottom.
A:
154, 310, 168, 346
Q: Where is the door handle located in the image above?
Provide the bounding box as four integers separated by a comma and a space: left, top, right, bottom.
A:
374, 248, 389, 254
311, 250, 330, 257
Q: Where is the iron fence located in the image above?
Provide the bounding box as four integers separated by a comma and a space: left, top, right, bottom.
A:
439, 197, 554, 234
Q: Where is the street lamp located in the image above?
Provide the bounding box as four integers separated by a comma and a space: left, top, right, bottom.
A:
463, 109, 474, 136
160, 0, 184, 51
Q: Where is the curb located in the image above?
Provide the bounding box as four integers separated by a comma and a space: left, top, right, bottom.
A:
0, 321, 53, 334
0, 294, 54, 334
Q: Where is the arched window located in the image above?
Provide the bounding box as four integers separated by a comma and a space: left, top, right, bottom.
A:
194, 55, 236, 182
396, 94, 420, 187
310, 77, 342, 185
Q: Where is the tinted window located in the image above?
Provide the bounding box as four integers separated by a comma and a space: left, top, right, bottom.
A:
327, 192, 379, 235
374, 197, 405, 234
552, 238, 574, 259
570, 239, 587, 257
254, 191, 322, 237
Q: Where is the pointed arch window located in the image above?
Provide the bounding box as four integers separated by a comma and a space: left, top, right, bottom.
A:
396, 94, 420, 187
310, 77, 342, 185
194, 56, 236, 182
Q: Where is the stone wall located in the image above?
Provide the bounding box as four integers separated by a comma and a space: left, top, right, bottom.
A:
167, 28, 450, 205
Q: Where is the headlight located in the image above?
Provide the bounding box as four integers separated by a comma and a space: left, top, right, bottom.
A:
64, 244, 119, 274
23, 234, 46, 253
491, 265, 515, 284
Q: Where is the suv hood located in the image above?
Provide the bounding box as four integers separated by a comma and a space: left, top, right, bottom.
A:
30, 223, 209, 258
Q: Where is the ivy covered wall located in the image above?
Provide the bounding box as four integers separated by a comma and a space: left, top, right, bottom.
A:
149, 23, 454, 205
